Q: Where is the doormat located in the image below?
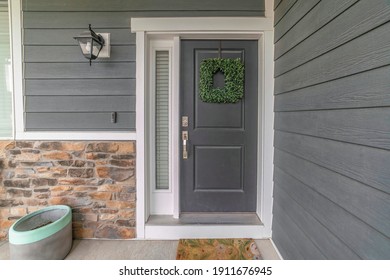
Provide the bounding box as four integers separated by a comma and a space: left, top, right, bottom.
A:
176, 239, 262, 260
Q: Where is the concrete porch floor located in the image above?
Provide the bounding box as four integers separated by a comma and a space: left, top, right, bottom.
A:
0, 239, 280, 260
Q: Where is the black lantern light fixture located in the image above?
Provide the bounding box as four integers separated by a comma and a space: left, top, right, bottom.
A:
73, 24, 106, 65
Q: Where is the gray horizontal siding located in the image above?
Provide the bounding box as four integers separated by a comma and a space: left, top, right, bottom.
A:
275, 131, 390, 194
275, 150, 390, 237
275, 0, 390, 74
26, 112, 135, 131
25, 62, 136, 79
22, 0, 264, 13
274, 65, 390, 111
272, 196, 327, 260
274, 0, 283, 10
273, 185, 360, 260
25, 79, 136, 96
272, 215, 306, 259
274, 0, 320, 42
24, 46, 136, 62
275, 21, 390, 94
24, 12, 134, 29
22, 0, 264, 131
275, 108, 390, 150
274, 0, 358, 60
273, 0, 390, 259
25, 96, 136, 112
274, 167, 390, 259
24, 29, 136, 45
24, 11, 263, 29
274, 0, 296, 25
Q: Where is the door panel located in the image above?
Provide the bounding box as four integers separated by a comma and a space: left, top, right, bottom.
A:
196, 102, 243, 128
195, 146, 244, 191
180, 40, 258, 212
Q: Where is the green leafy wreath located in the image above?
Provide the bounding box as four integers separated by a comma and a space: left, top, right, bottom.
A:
199, 58, 244, 103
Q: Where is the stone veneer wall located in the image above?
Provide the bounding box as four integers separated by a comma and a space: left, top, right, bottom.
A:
0, 141, 136, 241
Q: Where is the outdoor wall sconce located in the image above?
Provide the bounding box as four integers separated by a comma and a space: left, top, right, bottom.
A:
73, 24, 110, 65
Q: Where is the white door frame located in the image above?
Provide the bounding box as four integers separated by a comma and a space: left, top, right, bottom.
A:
132, 17, 274, 239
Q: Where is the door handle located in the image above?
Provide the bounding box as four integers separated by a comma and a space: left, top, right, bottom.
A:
182, 131, 188, 159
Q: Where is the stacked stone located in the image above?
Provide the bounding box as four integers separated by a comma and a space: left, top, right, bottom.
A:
0, 141, 136, 240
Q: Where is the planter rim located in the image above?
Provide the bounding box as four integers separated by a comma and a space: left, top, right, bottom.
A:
9, 205, 72, 245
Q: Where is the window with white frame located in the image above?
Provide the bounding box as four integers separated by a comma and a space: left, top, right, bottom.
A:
0, 1, 12, 138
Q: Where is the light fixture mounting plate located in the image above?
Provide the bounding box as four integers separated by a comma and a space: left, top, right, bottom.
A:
97, 33, 110, 58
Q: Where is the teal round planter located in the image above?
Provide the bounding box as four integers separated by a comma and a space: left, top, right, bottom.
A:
9, 205, 73, 260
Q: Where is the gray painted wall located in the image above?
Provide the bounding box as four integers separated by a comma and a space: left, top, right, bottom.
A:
272, 0, 390, 259
22, 0, 265, 131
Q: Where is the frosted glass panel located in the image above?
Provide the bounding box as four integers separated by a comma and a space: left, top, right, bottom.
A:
155, 51, 169, 190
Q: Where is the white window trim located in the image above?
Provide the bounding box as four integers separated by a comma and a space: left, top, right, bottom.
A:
0, 0, 15, 140
9, 0, 21, 141
10, 0, 136, 141
133, 15, 274, 239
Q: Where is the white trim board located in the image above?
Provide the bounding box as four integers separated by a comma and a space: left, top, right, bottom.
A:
9, 0, 21, 141
0, 0, 15, 140
131, 17, 273, 32
135, 31, 147, 239
134, 17, 274, 240
270, 238, 284, 260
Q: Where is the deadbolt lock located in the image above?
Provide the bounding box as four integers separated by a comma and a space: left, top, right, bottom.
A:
182, 116, 188, 127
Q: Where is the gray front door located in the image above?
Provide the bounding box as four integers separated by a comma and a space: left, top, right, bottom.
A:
180, 40, 258, 213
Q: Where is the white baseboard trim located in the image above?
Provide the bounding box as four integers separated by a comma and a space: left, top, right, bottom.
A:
270, 238, 284, 260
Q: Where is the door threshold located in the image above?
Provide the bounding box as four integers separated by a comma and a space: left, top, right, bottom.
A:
149, 213, 262, 225
145, 214, 267, 239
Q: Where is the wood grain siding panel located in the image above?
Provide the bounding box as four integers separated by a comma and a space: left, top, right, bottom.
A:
24, 62, 135, 79
24, 29, 136, 46
275, 108, 390, 150
274, 0, 359, 60
25, 79, 136, 96
273, 0, 390, 260
273, 186, 360, 259
271, 216, 305, 260
25, 96, 136, 112
274, 150, 390, 237
22, 0, 265, 13
24, 11, 263, 29
24, 12, 134, 29
274, 0, 297, 26
275, 131, 390, 194
272, 198, 326, 259
274, 0, 320, 43
274, 65, 390, 111
274, 0, 283, 10
275, 22, 390, 94
24, 46, 136, 62
274, 167, 390, 259
26, 112, 135, 130
275, 0, 390, 74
